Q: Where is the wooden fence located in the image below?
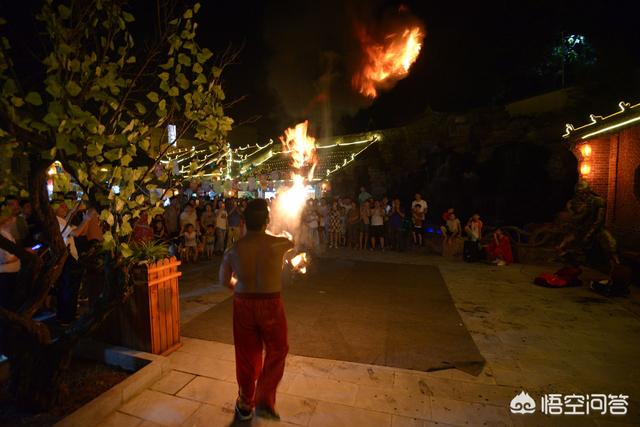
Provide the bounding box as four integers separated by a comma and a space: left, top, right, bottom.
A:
97, 256, 182, 356
147, 257, 182, 355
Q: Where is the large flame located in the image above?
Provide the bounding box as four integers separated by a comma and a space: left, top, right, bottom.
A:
353, 25, 424, 98
268, 121, 318, 275
279, 120, 317, 176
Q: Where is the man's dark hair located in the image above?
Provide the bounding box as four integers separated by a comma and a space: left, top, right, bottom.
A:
244, 199, 269, 231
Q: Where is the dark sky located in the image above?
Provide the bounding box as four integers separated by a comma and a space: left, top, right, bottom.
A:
196, 0, 640, 144
2, 0, 639, 144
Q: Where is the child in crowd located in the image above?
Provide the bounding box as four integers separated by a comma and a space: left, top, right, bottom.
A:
412, 204, 424, 246
181, 223, 198, 262
339, 206, 347, 247
204, 224, 216, 259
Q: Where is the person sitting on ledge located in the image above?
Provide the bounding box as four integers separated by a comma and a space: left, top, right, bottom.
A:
486, 228, 513, 266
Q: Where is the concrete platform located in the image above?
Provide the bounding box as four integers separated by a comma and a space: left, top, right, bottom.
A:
92, 249, 640, 426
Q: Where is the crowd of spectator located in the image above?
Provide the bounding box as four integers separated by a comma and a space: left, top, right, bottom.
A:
0, 186, 513, 328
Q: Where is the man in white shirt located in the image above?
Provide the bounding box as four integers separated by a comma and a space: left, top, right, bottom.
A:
54, 200, 82, 324
411, 193, 428, 216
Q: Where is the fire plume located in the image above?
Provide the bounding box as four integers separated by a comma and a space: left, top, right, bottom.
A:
353, 25, 424, 98
268, 121, 318, 253
279, 120, 317, 177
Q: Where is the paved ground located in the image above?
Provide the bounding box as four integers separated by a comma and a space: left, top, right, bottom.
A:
96, 248, 640, 427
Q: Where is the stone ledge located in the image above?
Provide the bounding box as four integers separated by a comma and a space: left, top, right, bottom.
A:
55, 340, 170, 427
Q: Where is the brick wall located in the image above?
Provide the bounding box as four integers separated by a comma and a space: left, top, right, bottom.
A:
611, 127, 640, 248
575, 127, 640, 250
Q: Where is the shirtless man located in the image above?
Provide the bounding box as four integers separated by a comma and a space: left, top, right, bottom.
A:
219, 199, 293, 421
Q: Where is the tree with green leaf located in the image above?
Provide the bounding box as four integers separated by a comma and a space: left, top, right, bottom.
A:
0, 0, 232, 409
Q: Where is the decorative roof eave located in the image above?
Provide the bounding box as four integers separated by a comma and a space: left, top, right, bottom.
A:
563, 101, 640, 141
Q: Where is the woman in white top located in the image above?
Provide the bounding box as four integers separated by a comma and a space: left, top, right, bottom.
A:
0, 208, 21, 309
369, 200, 385, 250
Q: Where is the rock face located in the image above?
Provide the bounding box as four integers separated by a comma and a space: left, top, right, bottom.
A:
330, 93, 581, 228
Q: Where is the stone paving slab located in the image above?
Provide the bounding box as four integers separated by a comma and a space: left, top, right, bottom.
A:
94, 249, 640, 426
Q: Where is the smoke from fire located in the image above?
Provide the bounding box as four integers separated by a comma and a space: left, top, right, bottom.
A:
263, 0, 425, 137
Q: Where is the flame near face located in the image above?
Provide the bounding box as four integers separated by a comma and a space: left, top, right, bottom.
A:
353, 25, 424, 98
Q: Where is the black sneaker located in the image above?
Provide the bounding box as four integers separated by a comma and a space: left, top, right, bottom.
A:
235, 402, 253, 421
256, 406, 280, 421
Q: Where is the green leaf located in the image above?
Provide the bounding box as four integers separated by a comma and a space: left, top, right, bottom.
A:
56, 133, 77, 154
58, 4, 72, 19
183, 9, 193, 19
122, 11, 135, 22
120, 242, 133, 257
176, 73, 189, 90
140, 139, 150, 151
87, 142, 103, 157
197, 49, 213, 63
11, 97, 24, 107
159, 58, 174, 70
135, 103, 146, 114
168, 87, 179, 97
102, 231, 115, 251
100, 209, 115, 226
65, 81, 82, 96
120, 154, 133, 166
43, 112, 59, 127
146, 91, 159, 102
193, 3, 201, 13
192, 62, 203, 74
104, 148, 122, 162
25, 92, 43, 106
177, 53, 191, 66
158, 72, 169, 81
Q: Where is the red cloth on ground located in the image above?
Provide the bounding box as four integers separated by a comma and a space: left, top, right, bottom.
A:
486, 234, 513, 264
233, 293, 289, 410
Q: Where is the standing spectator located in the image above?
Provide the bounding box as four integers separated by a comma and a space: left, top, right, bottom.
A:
227, 199, 243, 250
327, 201, 341, 248
179, 204, 198, 233
164, 196, 181, 237
133, 211, 154, 243
54, 200, 82, 324
442, 208, 455, 222
411, 203, 424, 246
347, 201, 360, 249
359, 199, 371, 250
4, 196, 22, 245
370, 200, 385, 250
339, 206, 347, 247
199, 203, 216, 230
214, 200, 228, 254
358, 187, 372, 204
388, 198, 405, 251
153, 217, 168, 241
16, 199, 34, 246
411, 193, 428, 219
317, 198, 328, 245
0, 206, 20, 310
304, 200, 320, 251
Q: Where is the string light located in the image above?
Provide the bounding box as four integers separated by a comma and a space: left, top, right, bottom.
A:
563, 101, 638, 139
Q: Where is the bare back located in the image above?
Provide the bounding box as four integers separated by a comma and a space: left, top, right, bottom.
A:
222, 231, 293, 294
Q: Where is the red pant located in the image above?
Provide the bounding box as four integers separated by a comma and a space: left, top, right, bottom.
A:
233, 292, 288, 410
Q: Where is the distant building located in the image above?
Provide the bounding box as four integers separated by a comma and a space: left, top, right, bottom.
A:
563, 101, 640, 249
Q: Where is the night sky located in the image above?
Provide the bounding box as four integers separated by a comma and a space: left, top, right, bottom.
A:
195, 0, 640, 144
2, 0, 640, 144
